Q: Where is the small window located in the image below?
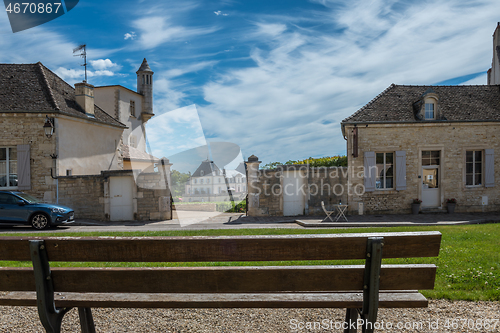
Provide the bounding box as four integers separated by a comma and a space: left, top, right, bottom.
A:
422, 151, 440, 166
0, 147, 18, 188
207, 179, 210, 184
130, 100, 135, 117
129, 135, 137, 148
425, 103, 435, 119
66, 169, 72, 176
194, 179, 197, 184
375, 152, 393, 189
200, 179, 204, 184
466, 151, 482, 186
200, 170, 204, 176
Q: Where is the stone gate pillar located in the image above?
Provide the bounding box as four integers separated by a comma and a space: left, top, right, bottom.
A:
245, 155, 261, 216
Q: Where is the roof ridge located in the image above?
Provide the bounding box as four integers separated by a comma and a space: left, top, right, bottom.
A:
37, 62, 60, 111
342, 83, 396, 123
39, 63, 127, 128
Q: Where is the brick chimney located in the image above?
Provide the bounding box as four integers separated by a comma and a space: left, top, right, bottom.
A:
75, 82, 95, 115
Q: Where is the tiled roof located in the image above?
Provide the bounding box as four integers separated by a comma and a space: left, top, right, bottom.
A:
342, 84, 500, 123
192, 160, 221, 177
0, 63, 125, 128
122, 144, 159, 162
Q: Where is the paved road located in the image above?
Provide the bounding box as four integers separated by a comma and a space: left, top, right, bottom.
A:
0, 210, 498, 233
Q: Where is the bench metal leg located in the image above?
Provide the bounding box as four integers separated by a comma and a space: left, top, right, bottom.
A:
78, 307, 96, 333
361, 237, 383, 333
344, 308, 360, 333
30, 240, 72, 333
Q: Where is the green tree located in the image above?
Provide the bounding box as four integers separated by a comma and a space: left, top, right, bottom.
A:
170, 170, 191, 198
262, 155, 347, 169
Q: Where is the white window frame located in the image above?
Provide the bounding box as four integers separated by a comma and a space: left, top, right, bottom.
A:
375, 152, 394, 190
465, 150, 483, 187
424, 103, 435, 119
0, 147, 18, 190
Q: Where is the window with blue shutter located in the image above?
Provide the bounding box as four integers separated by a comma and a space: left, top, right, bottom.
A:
485, 149, 494, 187
17, 144, 31, 190
364, 151, 376, 192
395, 151, 407, 191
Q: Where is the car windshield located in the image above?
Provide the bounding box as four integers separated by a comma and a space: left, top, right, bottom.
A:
15, 192, 40, 204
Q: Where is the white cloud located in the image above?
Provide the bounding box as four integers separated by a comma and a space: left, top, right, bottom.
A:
132, 16, 218, 49
146, 105, 206, 159
460, 73, 488, 85
164, 60, 218, 78
196, 0, 500, 163
124, 32, 136, 40
90, 59, 120, 71
255, 23, 287, 37
54, 67, 117, 85
214, 11, 228, 16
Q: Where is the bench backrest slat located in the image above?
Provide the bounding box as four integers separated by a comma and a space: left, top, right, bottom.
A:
0, 232, 441, 262
0, 265, 436, 293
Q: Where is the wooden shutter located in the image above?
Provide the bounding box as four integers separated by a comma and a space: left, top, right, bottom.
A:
485, 149, 494, 187
395, 151, 407, 191
364, 151, 376, 192
17, 145, 31, 190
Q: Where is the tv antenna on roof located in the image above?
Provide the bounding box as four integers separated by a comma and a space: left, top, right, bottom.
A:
73, 44, 87, 82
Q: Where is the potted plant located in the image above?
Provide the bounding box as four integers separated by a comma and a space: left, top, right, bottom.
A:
446, 198, 457, 214
412, 199, 422, 215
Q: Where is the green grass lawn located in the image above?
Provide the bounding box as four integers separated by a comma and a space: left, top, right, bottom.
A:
1, 224, 499, 301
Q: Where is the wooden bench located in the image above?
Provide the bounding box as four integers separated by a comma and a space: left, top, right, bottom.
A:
0, 231, 441, 333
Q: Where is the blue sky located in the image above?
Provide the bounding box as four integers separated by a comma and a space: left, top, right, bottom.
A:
1, 0, 500, 166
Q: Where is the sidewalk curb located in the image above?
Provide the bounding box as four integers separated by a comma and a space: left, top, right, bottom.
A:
295, 219, 500, 228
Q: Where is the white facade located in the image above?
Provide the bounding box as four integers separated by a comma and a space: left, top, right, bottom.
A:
186, 171, 246, 196
56, 116, 123, 176
94, 58, 156, 170
94, 85, 148, 152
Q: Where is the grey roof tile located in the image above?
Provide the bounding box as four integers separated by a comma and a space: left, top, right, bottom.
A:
0, 63, 125, 128
342, 84, 500, 123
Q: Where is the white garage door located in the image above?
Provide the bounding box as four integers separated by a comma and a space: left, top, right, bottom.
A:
110, 176, 134, 221
283, 171, 306, 216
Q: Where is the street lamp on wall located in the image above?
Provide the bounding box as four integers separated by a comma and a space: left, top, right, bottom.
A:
43, 116, 54, 138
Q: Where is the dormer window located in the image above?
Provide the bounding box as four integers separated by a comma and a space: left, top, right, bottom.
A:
425, 103, 435, 119
414, 88, 439, 121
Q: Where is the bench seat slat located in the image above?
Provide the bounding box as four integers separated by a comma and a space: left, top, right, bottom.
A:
0, 265, 436, 293
0, 291, 429, 309
0, 232, 442, 262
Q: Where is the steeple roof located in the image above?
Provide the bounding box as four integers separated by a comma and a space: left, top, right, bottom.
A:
137, 58, 153, 73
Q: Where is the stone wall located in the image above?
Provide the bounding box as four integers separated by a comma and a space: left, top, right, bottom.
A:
246, 156, 348, 217
57, 170, 171, 221
58, 175, 105, 220
135, 171, 171, 221
345, 122, 500, 214
0, 113, 57, 201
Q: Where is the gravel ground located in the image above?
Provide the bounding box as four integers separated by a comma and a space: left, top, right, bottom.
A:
0, 300, 499, 332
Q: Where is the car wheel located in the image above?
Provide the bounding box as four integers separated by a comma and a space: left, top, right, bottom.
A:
30, 213, 50, 230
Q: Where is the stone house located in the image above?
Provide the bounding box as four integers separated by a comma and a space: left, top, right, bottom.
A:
340, 24, 500, 214
184, 159, 246, 202
94, 58, 158, 172
0, 60, 170, 221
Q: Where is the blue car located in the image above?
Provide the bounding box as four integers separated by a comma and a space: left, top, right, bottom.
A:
0, 191, 74, 230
